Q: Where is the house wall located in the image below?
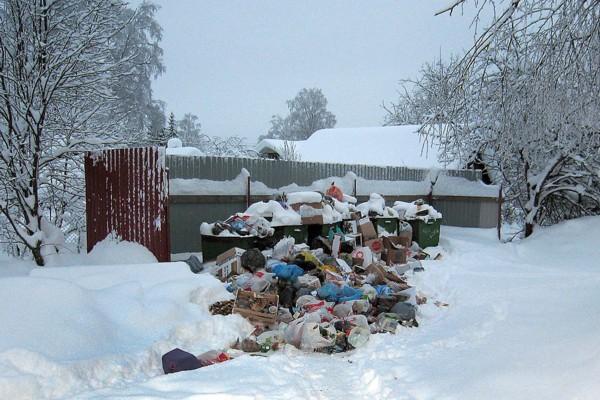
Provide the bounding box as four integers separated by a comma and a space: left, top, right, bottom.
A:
166, 156, 499, 257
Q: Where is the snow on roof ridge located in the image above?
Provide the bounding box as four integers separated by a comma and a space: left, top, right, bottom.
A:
256, 125, 454, 169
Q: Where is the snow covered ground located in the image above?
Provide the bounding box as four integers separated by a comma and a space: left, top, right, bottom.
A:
1, 217, 599, 399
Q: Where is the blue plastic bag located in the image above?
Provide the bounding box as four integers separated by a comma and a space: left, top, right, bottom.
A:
272, 263, 305, 282
317, 282, 363, 302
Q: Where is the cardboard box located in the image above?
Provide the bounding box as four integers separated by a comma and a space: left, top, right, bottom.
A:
232, 290, 279, 325
358, 217, 377, 241
382, 236, 411, 250
383, 248, 407, 265
301, 215, 324, 225
214, 247, 245, 281
382, 236, 409, 266
290, 202, 323, 212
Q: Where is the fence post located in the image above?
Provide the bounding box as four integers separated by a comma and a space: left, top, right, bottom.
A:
353, 178, 357, 197
246, 175, 251, 209
497, 184, 503, 240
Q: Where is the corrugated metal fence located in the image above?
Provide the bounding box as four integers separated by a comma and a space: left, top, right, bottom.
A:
166, 156, 499, 256
167, 155, 482, 185
85, 147, 170, 262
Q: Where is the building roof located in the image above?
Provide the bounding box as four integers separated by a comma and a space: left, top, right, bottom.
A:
256, 125, 455, 169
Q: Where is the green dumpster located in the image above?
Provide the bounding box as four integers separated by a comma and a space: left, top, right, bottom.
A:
201, 234, 257, 261
371, 217, 399, 236
320, 222, 343, 237
407, 218, 441, 248
272, 225, 308, 244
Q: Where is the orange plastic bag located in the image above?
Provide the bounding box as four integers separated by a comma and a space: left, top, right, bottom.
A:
326, 182, 343, 202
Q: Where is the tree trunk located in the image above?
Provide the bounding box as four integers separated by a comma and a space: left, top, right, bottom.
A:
32, 244, 45, 266
524, 222, 534, 238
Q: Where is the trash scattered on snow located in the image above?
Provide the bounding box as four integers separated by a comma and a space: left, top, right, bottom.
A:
162, 188, 452, 372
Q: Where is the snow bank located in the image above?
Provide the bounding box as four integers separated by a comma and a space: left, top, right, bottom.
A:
170, 170, 433, 197
44, 234, 158, 267
170, 169, 273, 196
0, 263, 252, 399
80, 216, 600, 399
0, 254, 33, 278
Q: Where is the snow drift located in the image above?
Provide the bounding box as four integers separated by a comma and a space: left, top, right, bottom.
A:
1, 217, 600, 399
0, 263, 252, 399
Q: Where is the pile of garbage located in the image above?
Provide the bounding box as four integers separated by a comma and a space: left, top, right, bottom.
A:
200, 183, 397, 237
162, 185, 445, 374
200, 213, 275, 238
219, 239, 424, 355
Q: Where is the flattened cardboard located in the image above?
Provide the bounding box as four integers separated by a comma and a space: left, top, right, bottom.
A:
301, 215, 324, 225
358, 217, 377, 241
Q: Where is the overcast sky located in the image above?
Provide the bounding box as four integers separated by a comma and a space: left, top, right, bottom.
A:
147, 1, 479, 142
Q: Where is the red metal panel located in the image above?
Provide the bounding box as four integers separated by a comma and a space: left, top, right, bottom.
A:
84, 147, 170, 261
84, 155, 94, 253
119, 148, 129, 241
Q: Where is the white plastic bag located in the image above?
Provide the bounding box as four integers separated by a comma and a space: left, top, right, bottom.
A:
295, 274, 321, 290
273, 237, 295, 260
300, 322, 336, 350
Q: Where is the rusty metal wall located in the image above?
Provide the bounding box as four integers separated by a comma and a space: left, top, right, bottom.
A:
84, 147, 170, 262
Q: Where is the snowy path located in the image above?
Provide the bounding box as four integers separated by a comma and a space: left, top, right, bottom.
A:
74, 218, 600, 400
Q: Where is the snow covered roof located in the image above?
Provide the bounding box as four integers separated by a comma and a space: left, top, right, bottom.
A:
256, 125, 455, 169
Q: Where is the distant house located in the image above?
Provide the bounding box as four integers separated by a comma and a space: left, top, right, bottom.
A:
256, 125, 458, 169
256, 139, 285, 160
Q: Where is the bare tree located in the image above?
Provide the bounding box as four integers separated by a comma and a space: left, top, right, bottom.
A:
277, 140, 302, 161
204, 135, 258, 158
